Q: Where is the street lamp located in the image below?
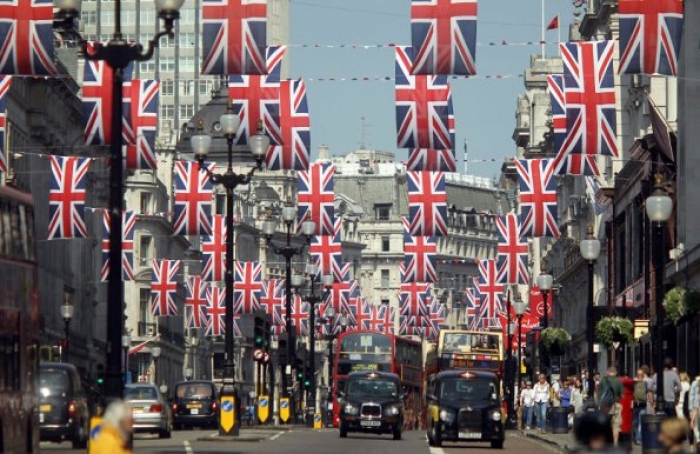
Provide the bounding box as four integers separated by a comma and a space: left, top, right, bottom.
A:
339, 312, 349, 333
301, 268, 334, 418
151, 345, 161, 385
580, 224, 601, 404
121, 334, 131, 383
645, 174, 673, 414
264, 207, 316, 399
59, 297, 74, 363
53, 0, 185, 400
536, 263, 553, 374
513, 296, 527, 399
185, 368, 193, 381
192, 108, 269, 424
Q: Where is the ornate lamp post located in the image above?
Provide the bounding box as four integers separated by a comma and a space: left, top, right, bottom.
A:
59, 298, 74, 363
513, 296, 528, 401
54, 0, 185, 400
536, 264, 553, 375
151, 345, 161, 385
121, 334, 131, 383
580, 225, 601, 404
645, 174, 673, 414
263, 211, 315, 400
191, 110, 269, 432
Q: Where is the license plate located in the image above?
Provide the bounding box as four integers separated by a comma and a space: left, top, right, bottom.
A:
186, 403, 201, 409
39, 404, 51, 413
360, 420, 381, 427
132, 408, 143, 413
39, 413, 44, 423
190, 409, 199, 415
459, 431, 482, 439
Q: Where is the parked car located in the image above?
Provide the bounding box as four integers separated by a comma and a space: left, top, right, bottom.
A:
171, 381, 219, 429
37, 362, 90, 448
124, 383, 172, 438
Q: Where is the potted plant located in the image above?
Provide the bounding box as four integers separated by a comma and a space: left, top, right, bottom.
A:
663, 287, 700, 324
540, 327, 571, 355
595, 316, 634, 348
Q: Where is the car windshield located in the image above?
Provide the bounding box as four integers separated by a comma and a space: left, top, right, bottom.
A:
176, 384, 213, 399
125, 386, 158, 400
439, 379, 499, 401
346, 379, 398, 398
38, 369, 70, 397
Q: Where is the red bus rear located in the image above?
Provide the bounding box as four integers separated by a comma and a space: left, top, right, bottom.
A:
332, 331, 423, 429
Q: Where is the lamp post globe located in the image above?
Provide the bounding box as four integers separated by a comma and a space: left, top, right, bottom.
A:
646, 180, 673, 223
324, 306, 336, 319
580, 226, 601, 261
60, 301, 75, 322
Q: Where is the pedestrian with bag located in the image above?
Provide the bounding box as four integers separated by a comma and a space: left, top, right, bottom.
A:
655, 358, 682, 417
689, 375, 700, 450
633, 367, 650, 446
520, 381, 535, 430
598, 366, 624, 447
534, 374, 550, 434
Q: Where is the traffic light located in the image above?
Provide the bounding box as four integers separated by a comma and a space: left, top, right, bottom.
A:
278, 333, 288, 365
254, 312, 265, 348
303, 371, 311, 389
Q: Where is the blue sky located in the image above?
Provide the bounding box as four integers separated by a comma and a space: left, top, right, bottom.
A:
287, 0, 575, 179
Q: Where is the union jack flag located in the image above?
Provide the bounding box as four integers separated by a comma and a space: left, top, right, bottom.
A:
560, 41, 618, 157
324, 264, 357, 322
260, 279, 286, 335
552, 154, 600, 176
363, 303, 392, 333
350, 297, 372, 333
48, 156, 91, 240
201, 214, 226, 282
233, 261, 262, 314
100, 210, 136, 281
0, 0, 55, 75
201, 0, 267, 76
150, 259, 181, 317
228, 46, 286, 146
401, 216, 437, 283
173, 161, 214, 236
411, 0, 478, 76
427, 299, 447, 340
123, 79, 159, 170
265, 79, 311, 171
0, 76, 11, 173
82, 43, 133, 146
619, 0, 683, 76
205, 286, 226, 336
495, 213, 528, 285
476, 259, 503, 329
406, 148, 457, 172
399, 315, 425, 337
185, 275, 208, 329
395, 46, 452, 150
399, 279, 431, 318
407, 171, 448, 237
289, 294, 310, 336
309, 218, 343, 281
465, 285, 481, 329
297, 161, 334, 236
515, 159, 559, 238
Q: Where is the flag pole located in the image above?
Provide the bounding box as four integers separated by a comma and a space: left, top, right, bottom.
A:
464, 139, 468, 175
558, 11, 562, 51
541, 0, 546, 58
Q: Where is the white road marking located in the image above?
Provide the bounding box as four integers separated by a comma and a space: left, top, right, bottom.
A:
270, 431, 285, 440
183, 440, 193, 454
428, 447, 446, 454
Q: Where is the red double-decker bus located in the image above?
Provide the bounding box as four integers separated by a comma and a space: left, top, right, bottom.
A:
0, 185, 40, 453
332, 330, 423, 429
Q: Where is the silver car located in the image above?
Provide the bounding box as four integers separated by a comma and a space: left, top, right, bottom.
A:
124, 384, 172, 438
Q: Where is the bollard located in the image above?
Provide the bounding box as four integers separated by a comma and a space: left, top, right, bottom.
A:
550, 407, 569, 434
641, 413, 665, 454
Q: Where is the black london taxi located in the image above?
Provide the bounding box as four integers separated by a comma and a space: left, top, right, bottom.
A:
426, 370, 505, 449
338, 371, 405, 440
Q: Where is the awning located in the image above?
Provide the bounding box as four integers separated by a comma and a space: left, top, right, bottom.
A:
648, 97, 675, 163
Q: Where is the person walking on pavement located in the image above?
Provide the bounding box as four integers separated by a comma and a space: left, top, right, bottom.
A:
689, 375, 700, 450
572, 411, 625, 454
598, 366, 624, 447
520, 380, 535, 430
533, 374, 550, 434
655, 358, 682, 417
559, 379, 572, 409
572, 378, 585, 414
92, 400, 134, 454
659, 417, 693, 454
633, 367, 650, 446
677, 372, 691, 419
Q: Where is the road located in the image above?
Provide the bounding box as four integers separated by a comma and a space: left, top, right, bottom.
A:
39, 427, 559, 454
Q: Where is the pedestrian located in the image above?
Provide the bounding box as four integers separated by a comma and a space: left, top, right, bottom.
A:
534, 374, 550, 434
656, 358, 682, 417
582, 370, 590, 399
689, 375, 700, 449
552, 377, 562, 407
520, 380, 535, 430
633, 367, 650, 446
572, 378, 584, 414
560, 379, 572, 409
598, 366, 624, 447
659, 417, 692, 454
573, 411, 625, 454
677, 372, 691, 419
91, 400, 133, 454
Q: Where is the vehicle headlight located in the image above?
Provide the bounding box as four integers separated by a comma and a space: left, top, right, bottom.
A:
492, 410, 502, 422
385, 405, 400, 416
343, 403, 359, 415
439, 408, 456, 424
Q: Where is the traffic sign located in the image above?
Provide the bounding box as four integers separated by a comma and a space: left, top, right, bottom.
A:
279, 397, 290, 423
87, 417, 102, 454
263, 352, 270, 363
220, 396, 235, 432
313, 413, 322, 429
258, 395, 270, 424
253, 349, 264, 361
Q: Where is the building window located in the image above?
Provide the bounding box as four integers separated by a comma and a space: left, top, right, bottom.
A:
139, 60, 155, 73
140, 192, 152, 214
179, 33, 195, 48
380, 269, 390, 288
381, 236, 390, 252
102, 11, 114, 25
179, 105, 195, 121
199, 79, 214, 95
179, 80, 196, 97
160, 105, 174, 120
180, 56, 195, 72
161, 80, 174, 96
159, 35, 175, 48
139, 288, 151, 326
80, 11, 97, 26
139, 235, 153, 262
180, 8, 195, 24
380, 298, 390, 306
159, 56, 175, 73
139, 10, 155, 26
374, 204, 391, 221
215, 194, 225, 215
122, 10, 136, 25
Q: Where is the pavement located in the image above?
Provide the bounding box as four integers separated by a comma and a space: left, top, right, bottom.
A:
519, 427, 644, 454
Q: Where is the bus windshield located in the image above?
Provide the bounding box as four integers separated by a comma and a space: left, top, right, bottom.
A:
339, 333, 392, 355
441, 332, 500, 354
